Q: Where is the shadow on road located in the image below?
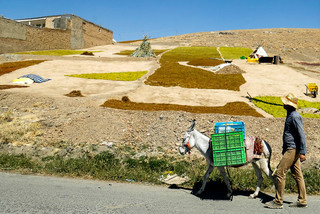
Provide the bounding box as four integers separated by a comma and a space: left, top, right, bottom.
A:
169, 180, 275, 203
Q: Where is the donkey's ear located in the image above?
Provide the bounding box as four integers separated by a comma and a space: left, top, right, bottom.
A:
188, 119, 196, 132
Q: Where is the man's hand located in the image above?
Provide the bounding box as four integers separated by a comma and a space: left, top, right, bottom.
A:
300, 154, 306, 162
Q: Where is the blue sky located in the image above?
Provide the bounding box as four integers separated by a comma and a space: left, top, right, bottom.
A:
1, 0, 319, 41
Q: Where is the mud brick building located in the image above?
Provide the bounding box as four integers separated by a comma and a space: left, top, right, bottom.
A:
0, 14, 113, 54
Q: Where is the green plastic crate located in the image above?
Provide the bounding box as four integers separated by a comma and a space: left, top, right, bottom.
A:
211, 131, 244, 150
213, 147, 246, 166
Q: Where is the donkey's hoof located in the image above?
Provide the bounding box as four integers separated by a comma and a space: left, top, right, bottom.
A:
193, 190, 203, 196
249, 194, 257, 199
226, 192, 233, 200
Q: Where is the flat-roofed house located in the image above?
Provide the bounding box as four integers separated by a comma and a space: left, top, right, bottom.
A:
0, 14, 113, 54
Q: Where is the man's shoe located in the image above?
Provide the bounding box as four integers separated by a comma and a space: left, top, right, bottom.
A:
289, 201, 307, 208
264, 201, 283, 209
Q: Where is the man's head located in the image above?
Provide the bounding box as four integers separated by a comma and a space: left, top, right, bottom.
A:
281, 93, 298, 110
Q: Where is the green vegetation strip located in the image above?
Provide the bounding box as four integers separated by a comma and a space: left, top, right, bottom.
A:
252, 96, 320, 118
145, 47, 246, 90
1, 152, 319, 194
66, 71, 148, 81
219, 47, 252, 59
15, 50, 101, 56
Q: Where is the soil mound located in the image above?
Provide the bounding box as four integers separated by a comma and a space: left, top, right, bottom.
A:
80, 51, 94, 56
65, 90, 84, 97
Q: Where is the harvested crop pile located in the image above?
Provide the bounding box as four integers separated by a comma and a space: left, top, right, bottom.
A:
0, 60, 46, 76
215, 64, 246, 74
65, 90, 84, 97
102, 97, 263, 117
0, 85, 28, 90
81, 51, 94, 56
187, 58, 224, 66
145, 47, 246, 91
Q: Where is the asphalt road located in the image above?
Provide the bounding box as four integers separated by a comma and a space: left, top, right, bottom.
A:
0, 172, 319, 214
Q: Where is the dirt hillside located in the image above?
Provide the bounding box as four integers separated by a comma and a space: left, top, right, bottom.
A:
0, 28, 320, 170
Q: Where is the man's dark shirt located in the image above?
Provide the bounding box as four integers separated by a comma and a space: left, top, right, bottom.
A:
282, 110, 307, 155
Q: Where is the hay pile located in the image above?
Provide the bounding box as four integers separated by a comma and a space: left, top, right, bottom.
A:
65, 90, 84, 97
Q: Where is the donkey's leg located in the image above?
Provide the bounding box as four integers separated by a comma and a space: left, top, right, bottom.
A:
259, 158, 275, 181
217, 166, 233, 198
195, 164, 213, 195
250, 161, 264, 199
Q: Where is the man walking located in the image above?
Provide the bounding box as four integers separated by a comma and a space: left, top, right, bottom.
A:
265, 93, 307, 209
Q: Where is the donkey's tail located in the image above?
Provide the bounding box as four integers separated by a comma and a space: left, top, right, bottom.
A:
264, 140, 273, 174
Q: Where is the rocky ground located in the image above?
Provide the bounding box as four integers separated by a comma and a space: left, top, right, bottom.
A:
1, 28, 320, 170
1, 91, 319, 170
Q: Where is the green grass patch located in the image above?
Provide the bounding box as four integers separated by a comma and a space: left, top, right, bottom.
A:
115, 49, 168, 56
15, 50, 101, 56
145, 47, 246, 90
252, 96, 320, 118
1, 152, 319, 194
219, 47, 252, 59
162, 47, 220, 62
66, 71, 148, 81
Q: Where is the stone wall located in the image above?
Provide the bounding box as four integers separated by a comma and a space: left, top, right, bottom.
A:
70, 16, 84, 50
82, 18, 113, 48
26, 27, 71, 50
0, 15, 113, 54
0, 17, 26, 40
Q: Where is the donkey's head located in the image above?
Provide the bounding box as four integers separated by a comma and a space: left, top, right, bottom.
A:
179, 119, 197, 155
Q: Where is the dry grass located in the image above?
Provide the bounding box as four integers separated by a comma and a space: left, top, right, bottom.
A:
101, 96, 263, 117
0, 111, 43, 145
0, 85, 29, 90
187, 58, 224, 66
0, 60, 45, 90
0, 60, 46, 76
144, 47, 246, 90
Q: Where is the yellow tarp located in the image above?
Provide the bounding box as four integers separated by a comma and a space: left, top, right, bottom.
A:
12, 78, 34, 84
247, 57, 259, 63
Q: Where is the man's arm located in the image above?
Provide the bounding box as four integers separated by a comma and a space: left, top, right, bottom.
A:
293, 113, 307, 159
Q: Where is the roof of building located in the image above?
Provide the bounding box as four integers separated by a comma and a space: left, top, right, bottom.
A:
14, 14, 113, 33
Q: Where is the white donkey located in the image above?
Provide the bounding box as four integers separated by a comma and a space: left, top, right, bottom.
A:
179, 120, 275, 199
